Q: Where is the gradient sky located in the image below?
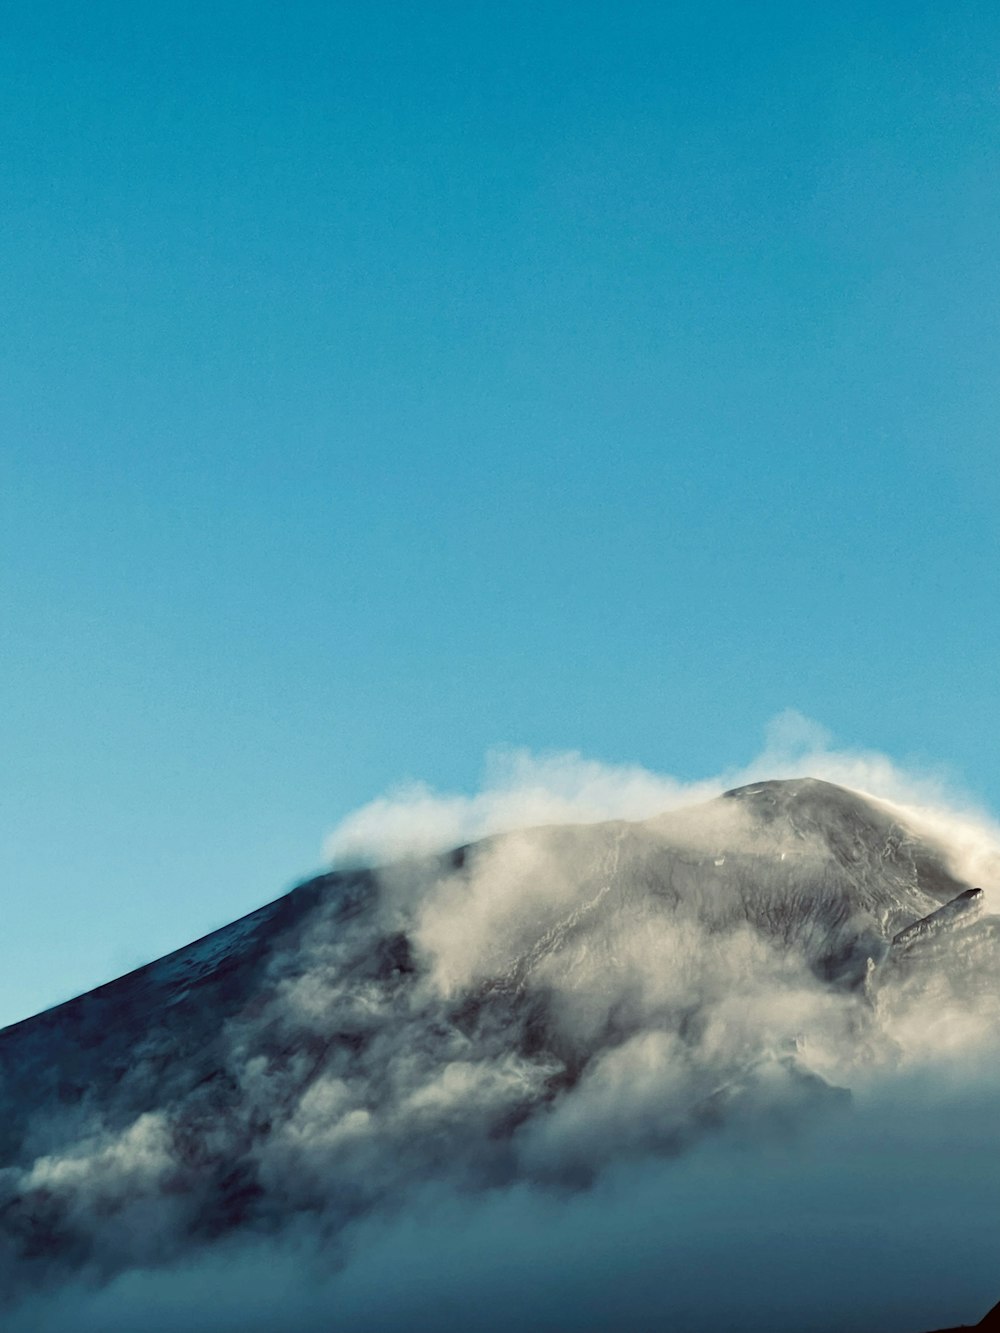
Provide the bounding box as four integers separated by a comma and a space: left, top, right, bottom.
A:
3, 0, 1000, 1029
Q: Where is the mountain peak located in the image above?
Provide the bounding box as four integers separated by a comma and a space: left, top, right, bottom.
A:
0, 778, 996, 1319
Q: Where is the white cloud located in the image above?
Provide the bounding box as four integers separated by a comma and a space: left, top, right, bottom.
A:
325, 710, 1000, 882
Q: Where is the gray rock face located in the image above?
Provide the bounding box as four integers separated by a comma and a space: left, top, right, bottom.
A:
891, 886, 984, 948
0, 777, 996, 1291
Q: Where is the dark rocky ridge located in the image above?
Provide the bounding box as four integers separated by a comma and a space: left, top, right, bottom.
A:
922, 1297, 1000, 1330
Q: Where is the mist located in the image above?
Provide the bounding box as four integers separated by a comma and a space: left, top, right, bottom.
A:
326, 711, 1000, 901
13, 1080, 1000, 1333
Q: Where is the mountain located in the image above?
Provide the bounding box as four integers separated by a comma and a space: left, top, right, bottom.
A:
0, 776, 997, 1325
922, 1297, 1000, 1330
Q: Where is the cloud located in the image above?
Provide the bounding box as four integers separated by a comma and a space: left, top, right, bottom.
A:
12, 1085, 1000, 1333
324, 710, 1000, 899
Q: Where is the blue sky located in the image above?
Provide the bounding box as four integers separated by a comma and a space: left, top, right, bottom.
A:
3, 0, 1000, 1027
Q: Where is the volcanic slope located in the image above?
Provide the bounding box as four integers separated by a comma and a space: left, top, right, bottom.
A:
922, 1296, 1000, 1330
1, 777, 997, 1284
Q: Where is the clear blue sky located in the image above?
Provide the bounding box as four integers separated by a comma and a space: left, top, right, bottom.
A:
3, 1, 999, 1028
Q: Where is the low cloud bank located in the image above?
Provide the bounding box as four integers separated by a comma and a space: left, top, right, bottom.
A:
14, 1082, 1000, 1333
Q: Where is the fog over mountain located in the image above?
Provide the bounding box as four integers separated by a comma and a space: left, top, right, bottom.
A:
2, 775, 999, 1332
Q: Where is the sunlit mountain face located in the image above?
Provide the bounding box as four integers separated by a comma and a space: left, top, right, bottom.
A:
1, 778, 998, 1332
